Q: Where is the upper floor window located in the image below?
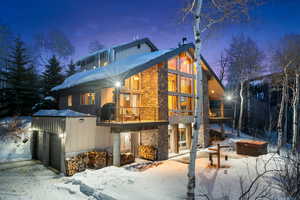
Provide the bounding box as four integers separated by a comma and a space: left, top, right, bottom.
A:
168, 95, 178, 110
124, 74, 141, 91
80, 93, 96, 105
180, 96, 192, 110
100, 51, 108, 66
180, 77, 192, 94
179, 53, 192, 74
168, 73, 177, 92
168, 57, 177, 70
67, 95, 72, 106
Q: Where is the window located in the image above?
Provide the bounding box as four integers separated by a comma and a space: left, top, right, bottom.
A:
100, 51, 108, 66
179, 53, 192, 74
168, 57, 177, 70
80, 93, 96, 105
120, 94, 131, 107
67, 95, 72, 106
179, 128, 187, 149
124, 74, 140, 90
168, 73, 177, 92
180, 77, 192, 94
168, 95, 178, 110
180, 96, 192, 111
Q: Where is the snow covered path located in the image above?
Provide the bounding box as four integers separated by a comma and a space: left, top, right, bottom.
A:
0, 163, 87, 200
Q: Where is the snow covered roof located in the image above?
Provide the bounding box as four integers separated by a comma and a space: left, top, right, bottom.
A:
52, 43, 194, 91
77, 38, 158, 64
33, 109, 93, 117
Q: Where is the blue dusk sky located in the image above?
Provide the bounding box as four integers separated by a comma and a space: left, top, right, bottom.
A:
1, 0, 300, 73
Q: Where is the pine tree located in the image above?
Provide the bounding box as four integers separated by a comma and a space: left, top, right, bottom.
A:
66, 59, 77, 77
3, 37, 39, 115
42, 55, 64, 96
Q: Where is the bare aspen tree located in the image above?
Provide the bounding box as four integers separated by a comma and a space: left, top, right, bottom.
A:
182, 0, 266, 198
274, 34, 300, 153
292, 67, 300, 152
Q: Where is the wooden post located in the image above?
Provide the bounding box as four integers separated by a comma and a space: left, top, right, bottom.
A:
220, 101, 224, 118
217, 144, 220, 168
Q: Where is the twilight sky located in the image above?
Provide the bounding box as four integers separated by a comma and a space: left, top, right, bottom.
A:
1, 0, 300, 73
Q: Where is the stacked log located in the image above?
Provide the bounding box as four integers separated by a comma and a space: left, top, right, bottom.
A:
65, 153, 89, 176
87, 151, 107, 169
65, 151, 108, 176
138, 145, 157, 161
121, 153, 135, 165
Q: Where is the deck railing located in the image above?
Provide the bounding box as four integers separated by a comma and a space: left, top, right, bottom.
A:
97, 106, 159, 123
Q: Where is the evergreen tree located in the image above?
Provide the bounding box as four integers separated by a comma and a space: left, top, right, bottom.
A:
42, 55, 64, 96
66, 59, 77, 77
3, 37, 39, 115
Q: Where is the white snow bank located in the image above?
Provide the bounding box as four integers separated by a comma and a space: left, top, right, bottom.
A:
33, 109, 92, 117
52, 50, 171, 91
0, 116, 33, 163
44, 96, 55, 101
61, 153, 283, 200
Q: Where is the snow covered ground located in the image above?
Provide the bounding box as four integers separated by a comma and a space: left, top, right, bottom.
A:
0, 162, 88, 200
0, 117, 33, 163
0, 123, 283, 200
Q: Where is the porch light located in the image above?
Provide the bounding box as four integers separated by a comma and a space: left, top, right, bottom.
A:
115, 81, 121, 88
211, 90, 215, 94
225, 95, 233, 101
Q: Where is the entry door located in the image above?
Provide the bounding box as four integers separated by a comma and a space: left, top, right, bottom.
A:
49, 133, 61, 171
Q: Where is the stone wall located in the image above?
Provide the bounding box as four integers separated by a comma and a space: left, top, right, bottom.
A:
140, 65, 158, 120
140, 130, 158, 147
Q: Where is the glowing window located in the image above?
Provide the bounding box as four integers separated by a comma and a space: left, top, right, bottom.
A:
67, 95, 72, 106
168, 57, 177, 70
80, 93, 96, 105
168, 73, 177, 92
168, 95, 178, 110
179, 53, 192, 74
180, 77, 192, 94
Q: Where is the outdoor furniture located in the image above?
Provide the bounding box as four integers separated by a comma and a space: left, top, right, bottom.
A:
208, 144, 230, 168
236, 140, 268, 156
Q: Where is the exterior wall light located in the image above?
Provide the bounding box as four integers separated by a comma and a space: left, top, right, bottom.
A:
115, 81, 121, 88
225, 95, 233, 101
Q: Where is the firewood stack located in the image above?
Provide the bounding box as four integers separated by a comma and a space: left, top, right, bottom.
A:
65, 153, 89, 176
138, 145, 157, 161
65, 151, 108, 176
87, 151, 107, 169
121, 152, 135, 165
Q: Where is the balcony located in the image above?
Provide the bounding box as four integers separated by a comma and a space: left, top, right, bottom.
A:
209, 108, 232, 123
96, 106, 168, 132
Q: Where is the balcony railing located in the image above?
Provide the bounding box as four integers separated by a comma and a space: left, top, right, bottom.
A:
209, 108, 232, 119
97, 106, 159, 123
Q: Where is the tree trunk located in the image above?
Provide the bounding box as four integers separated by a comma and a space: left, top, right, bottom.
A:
277, 67, 288, 153
268, 83, 272, 134
238, 81, 245, 137
247, 82, 251, 134
292, 70, 300, 152
187, 0, 204, 199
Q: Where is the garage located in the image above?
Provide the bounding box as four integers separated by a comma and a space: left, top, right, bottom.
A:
49, 133, 61, 171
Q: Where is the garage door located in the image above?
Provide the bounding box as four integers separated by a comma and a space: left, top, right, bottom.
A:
49, 133, 61, 171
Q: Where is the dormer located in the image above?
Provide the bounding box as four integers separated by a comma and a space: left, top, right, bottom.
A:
77, 38, 158, 71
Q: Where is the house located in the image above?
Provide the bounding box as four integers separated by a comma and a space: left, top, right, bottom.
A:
32, 38, 228, 173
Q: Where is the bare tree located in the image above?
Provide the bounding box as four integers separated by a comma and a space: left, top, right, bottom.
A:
218, 53, 228, 83
224, 34, 264, 136
273, 34, 300, 153
88, 40, 105, 54
34, 29, 75, 64
182, 0, 266, 198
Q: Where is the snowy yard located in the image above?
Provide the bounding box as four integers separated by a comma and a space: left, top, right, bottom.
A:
0, 122, 284, 200
0, 154, 280, 200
